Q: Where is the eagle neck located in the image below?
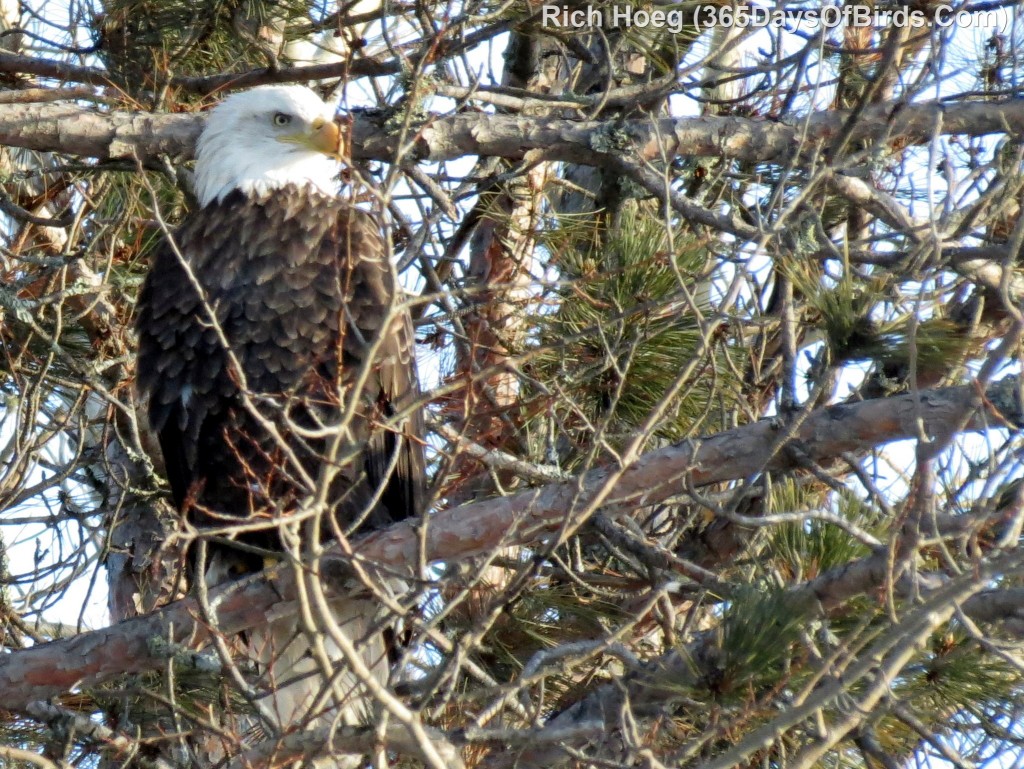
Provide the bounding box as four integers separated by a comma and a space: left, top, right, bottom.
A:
193, 146, 338, 207
221, 184, 336, 209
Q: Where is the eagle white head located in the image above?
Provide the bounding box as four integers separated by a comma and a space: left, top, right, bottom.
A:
194, 85, 342, 207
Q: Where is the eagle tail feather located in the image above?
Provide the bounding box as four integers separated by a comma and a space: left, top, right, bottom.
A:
204, 550, 389, 766
250, 595, 389, 730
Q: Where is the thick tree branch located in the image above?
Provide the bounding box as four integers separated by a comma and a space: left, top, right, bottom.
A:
0, 52, 400, 93
363, 98, 1024, 165
0, 102, 202, 164
366, 375, 1021, 566
0, 52, 113, 88
2, 98, 1023, 170
840, 245, 1024, 292
0, 376, 1018, 715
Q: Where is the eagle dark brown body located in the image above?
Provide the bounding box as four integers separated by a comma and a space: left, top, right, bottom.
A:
136, 185, 426, 569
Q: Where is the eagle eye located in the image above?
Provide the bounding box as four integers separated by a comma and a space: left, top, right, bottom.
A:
273, 112, 292, 126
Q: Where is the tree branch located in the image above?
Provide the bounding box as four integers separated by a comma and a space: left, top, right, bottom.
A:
2, 98, 1023, 171
0, 52, 400, 93
223, 722, 466, 769
0, 376, 1018, 715
483, 551, 1024, 769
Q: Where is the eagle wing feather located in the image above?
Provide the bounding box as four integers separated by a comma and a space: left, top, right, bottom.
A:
137, 187, 425, 535
135, 185, 425, 738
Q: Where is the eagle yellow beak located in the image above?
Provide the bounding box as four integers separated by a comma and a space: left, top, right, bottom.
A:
295, 117, 343, 158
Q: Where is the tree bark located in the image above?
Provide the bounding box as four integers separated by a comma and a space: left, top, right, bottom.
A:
2, 99, 1024, 168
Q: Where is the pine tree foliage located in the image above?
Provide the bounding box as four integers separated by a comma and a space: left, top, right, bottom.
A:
533, 207, 733, 461
0, 1, 1023, 768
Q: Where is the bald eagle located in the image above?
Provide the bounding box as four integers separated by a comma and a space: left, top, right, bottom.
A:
135, 85, 425, 737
